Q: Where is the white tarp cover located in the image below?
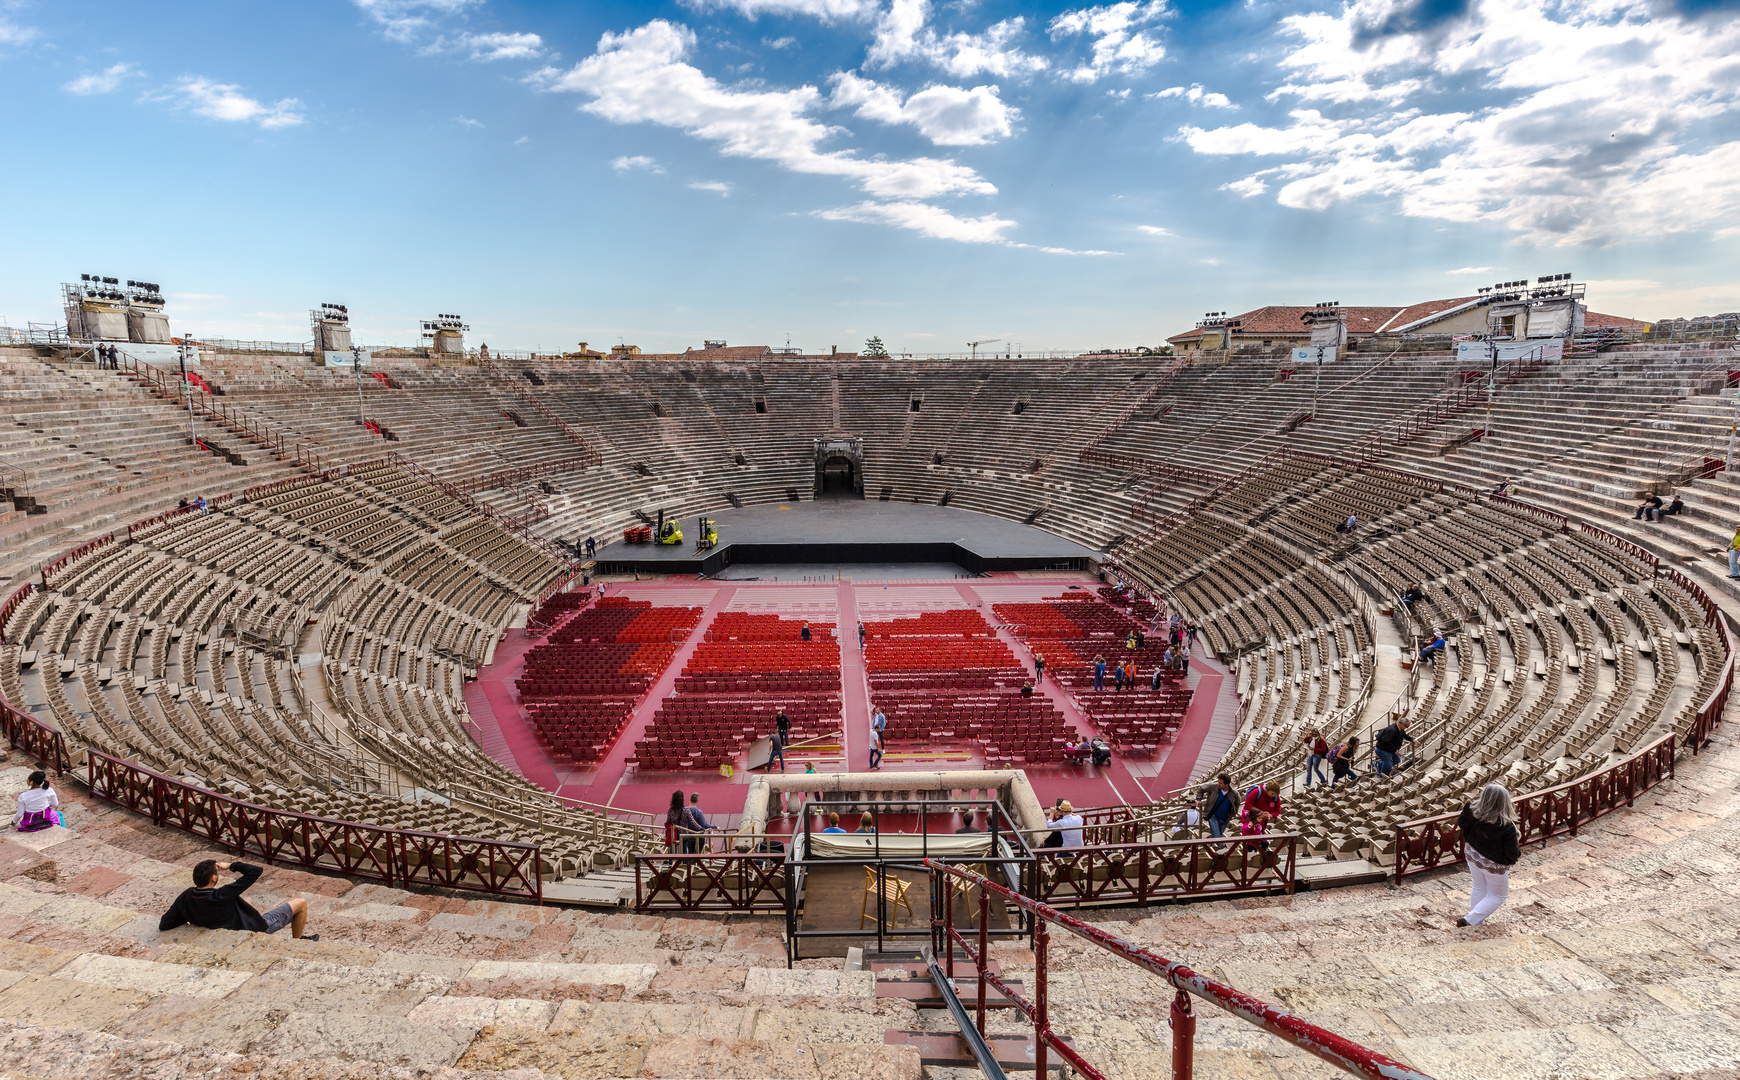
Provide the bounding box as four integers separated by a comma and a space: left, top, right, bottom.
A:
320, 323, 353, 352
324, 350, 372, 368
128, 310, 171, 344
1526, 303, 1572, 338
805, 832, 993, 859
82, 308, 129, 341
434, 331, 465, 354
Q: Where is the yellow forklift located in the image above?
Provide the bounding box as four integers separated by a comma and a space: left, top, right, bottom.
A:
695, 515, 718, 551
655, 509, 684, 546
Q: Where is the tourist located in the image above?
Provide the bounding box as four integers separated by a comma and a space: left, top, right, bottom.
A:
159, 860, 315, 940
1663, 494, 1685, 518
1419, 632, 1447, 665
871, 703, 886, 742
1150, 663, 1163, 690
856, 812, 877, 834
1021, 680, 1034, 698
1634, 493, 1663, 522
858, 621, 866, 647
1135, 628, 1146, 648
1240, 780, 1282, 838
1731, 526, 1740, 578
804, 760, 817, 775
822, 812, 847, 834
1126, 630, 1137, 651
12, 770, 59, 832
1374, 718, 1414, 777
1457, 783, 1521, 927
800, 621, 811, 641
665, 790, 685, 851
1330, 736, 1361, 785
1400, 584, 1424, 612
867, 726, 884, 770
1034, 651, 1045, 683
681, 793, 716, 853
1204, 774, 1237, 838
1092, 654, 1106, 691
1303, 729, 1328, 786
1049, 800, 1085, 848
776, 708, 791, 746
1112, 660, 1124, 692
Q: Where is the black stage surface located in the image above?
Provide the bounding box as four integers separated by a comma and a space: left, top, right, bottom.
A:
594, 498, 1094, 575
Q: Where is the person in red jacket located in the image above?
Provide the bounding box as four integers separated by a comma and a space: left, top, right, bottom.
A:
1240, 781, 1282, 838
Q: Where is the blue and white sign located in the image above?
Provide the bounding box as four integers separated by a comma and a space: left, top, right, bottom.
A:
1456, 339, 1563, 364
324, 350, 371, 368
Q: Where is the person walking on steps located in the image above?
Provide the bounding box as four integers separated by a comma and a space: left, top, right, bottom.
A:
867, 726, 884, 770
1374, 719, 1414, 777
1457, 783, 1521, 927
1728, 526, 1740, 579
1329, 736, 1361, 785
1303, 730, 1328, 786
1034, 651, 1045, 684
1204, 774, 1237, 839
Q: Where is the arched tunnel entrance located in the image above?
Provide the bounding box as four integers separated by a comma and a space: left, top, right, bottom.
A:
813, 437, 864, 499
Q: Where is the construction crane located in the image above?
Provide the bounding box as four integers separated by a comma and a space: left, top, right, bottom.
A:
967, 338, 1001, 360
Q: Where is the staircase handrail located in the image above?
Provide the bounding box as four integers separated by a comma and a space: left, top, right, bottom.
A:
380, 451, 570, 567
1344, 346, 1551, 464
924, 860, 1435, 1080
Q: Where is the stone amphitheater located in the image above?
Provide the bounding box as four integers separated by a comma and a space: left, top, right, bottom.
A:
3, 330, 1740, 1080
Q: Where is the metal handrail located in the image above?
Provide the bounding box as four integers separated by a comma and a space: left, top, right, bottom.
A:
924, 859, 1435, 1080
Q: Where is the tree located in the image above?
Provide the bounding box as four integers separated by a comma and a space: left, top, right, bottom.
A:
863, 336, 889, 358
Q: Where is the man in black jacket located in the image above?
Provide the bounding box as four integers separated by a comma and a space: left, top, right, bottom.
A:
1374, 719, 1414, 777
159, 860, 315, 939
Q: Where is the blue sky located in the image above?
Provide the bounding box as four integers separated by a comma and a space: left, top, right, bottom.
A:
2, 0, 1737, 353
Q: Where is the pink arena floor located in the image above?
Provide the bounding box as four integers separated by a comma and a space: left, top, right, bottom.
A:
462, 572, 1235, 827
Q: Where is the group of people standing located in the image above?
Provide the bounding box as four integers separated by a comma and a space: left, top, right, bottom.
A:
1301, 719, 1415, 785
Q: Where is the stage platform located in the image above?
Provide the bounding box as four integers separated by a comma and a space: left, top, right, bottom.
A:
594, 498, 1095, 575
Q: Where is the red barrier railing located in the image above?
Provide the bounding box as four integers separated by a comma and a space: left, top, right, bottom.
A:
1394, 733, 1678, 881
40, 533, 115, 588
86, 751, 541, 899
0, 581, 33, 644
0, 696, 68, 775
634, 850, 787, 912
927, 860, 1434, 1080
1035, 834, 1296, 906
473, 354, 605, 465
1579, 521, 1659, 570
1489, 493, 1571, 532
457, 456, 593, 494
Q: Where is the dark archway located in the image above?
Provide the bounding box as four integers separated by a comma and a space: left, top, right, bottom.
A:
820, 454, 857, 496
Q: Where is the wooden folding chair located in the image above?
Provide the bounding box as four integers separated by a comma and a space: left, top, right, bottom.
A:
859, 865, 914, 929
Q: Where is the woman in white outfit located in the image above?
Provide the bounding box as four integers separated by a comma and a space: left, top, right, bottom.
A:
1456, 783, 1520, 926
13, 771, 60, 833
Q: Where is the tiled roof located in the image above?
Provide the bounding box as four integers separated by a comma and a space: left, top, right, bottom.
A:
1584, 311, 1648, 329
1168, 297, 1645, 342
1376, 296, 1480, 332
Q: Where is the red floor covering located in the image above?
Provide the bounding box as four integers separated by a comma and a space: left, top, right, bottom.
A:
462, 575, 1235, 819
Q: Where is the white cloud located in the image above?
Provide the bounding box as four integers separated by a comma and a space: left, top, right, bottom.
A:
537, 20, 995, 203
456, 114, 484, 127
447, 31, 544, 61
1221, 177, 1267, 197
1048, 1, 1168, 84
0, 19, 38, 45
830, 72, 1015, 145
612, 154, 663, 172
65, 63, 139, 96
817, 199, 1017, 242
1153, 83, 1232, 108
1447, 266, 1493, 275
690, 179, 733, 194
685, 0, 878, 19
1136, 225, 1173, 236
764, 36, 797, 49
868, 0, 1047, 78
514, 135, 532, 144
353, 0, 482, 44
1030, 244, 1118, 255
164, 77, 305, 129
1184, 0, 1740, 246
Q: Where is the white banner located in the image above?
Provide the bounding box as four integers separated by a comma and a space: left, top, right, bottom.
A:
1456, 338, 1563, 364
1292, 346, 1338, 364
325, 350, 371, 368
114, 343, 197, 367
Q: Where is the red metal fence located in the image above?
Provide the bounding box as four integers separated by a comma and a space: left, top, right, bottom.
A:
634, 850, 787, 912
927, 860, 1434, 1080
1394, 734, 1678, 881
0, 697, 69, 774
1035, 834, 1296, 906
86, 752, 542, 899
0, 581, 34, 644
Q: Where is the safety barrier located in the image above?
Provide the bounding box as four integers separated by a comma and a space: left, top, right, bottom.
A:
927, 860, 1433, 1080
0, 697, 69, 775
1393, 733, 1678, 881
40, 534, 115, 588
0, 582, 34, 644
1034, 833, 1296, 906
86, 751, 542, 900
634, 850, 787, 912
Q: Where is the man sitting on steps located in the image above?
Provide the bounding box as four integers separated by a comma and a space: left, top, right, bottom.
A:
160, 860, 316, 940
